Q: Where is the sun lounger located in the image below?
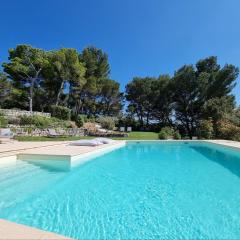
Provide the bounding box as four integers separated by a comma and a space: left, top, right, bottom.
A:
0, 128, 14, 143
127, 127, 132, 132
119, 127, 125, 132
69, 139, 104, 146
94, 137, 115, 144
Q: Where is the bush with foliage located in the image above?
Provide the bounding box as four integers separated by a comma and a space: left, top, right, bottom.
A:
227, 107, 240, 127
158, 127, 181, 140
216, 119, 240, 141
0, 116, 8, 128
97, 116, 116, 130
20, 115, 33, 126
75, 115, 85, 128
198, 119, 214, 139
173, 130, 181, 140
20, 115, 51, 128
49, 105, 71, 120
20, 115, 74, 129
83, 122, 98, 132
159, 127, 174, 139
7, 117, 20, 125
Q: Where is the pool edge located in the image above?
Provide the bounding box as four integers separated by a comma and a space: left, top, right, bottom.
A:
0, 218, 72, 239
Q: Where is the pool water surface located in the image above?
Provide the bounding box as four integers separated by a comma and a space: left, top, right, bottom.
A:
0, 141, 240, 239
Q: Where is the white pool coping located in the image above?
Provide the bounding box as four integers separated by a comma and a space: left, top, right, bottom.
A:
0, 219, 72, 239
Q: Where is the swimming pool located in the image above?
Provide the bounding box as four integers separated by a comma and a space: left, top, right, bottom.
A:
0, 141, 240, 239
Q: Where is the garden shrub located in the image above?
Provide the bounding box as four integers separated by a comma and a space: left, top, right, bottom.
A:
158, 127, 174, 139
20, 115, 52, 128
75, 115, 85, 128
216, 119, 240, 141
97, 116, 116, 130
86, 116, 96, 123
26, 127, 33, 134
65, 121, 77, 129
7, 117, 20, 125
158, 127, 181, 140
198, 119, 214, 139
49, 105, 71, 120
33, 116, 52, 128
173, 130, 181, 140
20, 115, 34, 125
0, 116, 8, 128
158, 130, 169, 139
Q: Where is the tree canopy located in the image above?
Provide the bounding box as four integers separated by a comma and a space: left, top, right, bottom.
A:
1, 46, 239, 140
125, 56, 239, 138
1, 45, 123, 117
3, 45, 49, 112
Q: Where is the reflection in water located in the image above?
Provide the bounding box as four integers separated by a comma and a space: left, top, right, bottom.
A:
191, 145, 240, 178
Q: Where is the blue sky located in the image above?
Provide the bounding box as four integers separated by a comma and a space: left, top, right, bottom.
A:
1, 0, 240, 104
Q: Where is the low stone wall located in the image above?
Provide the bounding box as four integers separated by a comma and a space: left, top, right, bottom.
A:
0, 109, 51, 118
11, 127, 86, 137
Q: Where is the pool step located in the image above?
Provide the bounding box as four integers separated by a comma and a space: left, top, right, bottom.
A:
0, 162, 65, 209
0, 163, 56, 193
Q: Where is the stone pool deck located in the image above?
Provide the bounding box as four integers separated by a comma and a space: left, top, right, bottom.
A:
0, 219, 71, 239
0, 140, 126, 166
0, 141, 68, 162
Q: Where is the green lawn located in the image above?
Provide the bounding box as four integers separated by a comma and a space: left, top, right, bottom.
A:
15, 131, 159, 141
114, 131, 159, 140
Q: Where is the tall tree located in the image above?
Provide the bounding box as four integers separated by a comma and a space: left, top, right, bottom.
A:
151, 75, 173, 126
2, 45, 49, 112
44, 48, 86, 106
79, 47, 110, 79
0, 73, 11, 107
125, 77, 156, 127
172, 56, 239, 138
77, 47, 111, 116
98, 78, 123, 116
172, 65, 201, 138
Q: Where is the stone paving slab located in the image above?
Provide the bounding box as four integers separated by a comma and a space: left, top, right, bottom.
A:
0, 219, 71, 239
20, 140, 125, 157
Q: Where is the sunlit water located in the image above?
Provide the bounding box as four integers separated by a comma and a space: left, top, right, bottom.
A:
0, 141, 240, 239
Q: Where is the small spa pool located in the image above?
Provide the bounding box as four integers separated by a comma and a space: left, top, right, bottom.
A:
0, 141, 240, 239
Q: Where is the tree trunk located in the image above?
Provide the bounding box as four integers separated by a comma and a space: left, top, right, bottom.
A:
29, 78, 34, 113
186, 122, 193, 139
28, 68, 42, 113
56, 80, 64, 106
146, 111, 150, 127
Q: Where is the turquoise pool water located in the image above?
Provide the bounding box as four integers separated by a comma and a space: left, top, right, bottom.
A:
0, 141, 240, 239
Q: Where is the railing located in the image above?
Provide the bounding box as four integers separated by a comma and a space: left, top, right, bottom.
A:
0, 109, 51, 118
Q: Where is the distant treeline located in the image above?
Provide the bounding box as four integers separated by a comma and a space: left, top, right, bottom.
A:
0, 45, 240, 139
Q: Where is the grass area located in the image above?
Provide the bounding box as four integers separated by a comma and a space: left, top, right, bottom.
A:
15, 131, 159, 141
114, 131, 159, 140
